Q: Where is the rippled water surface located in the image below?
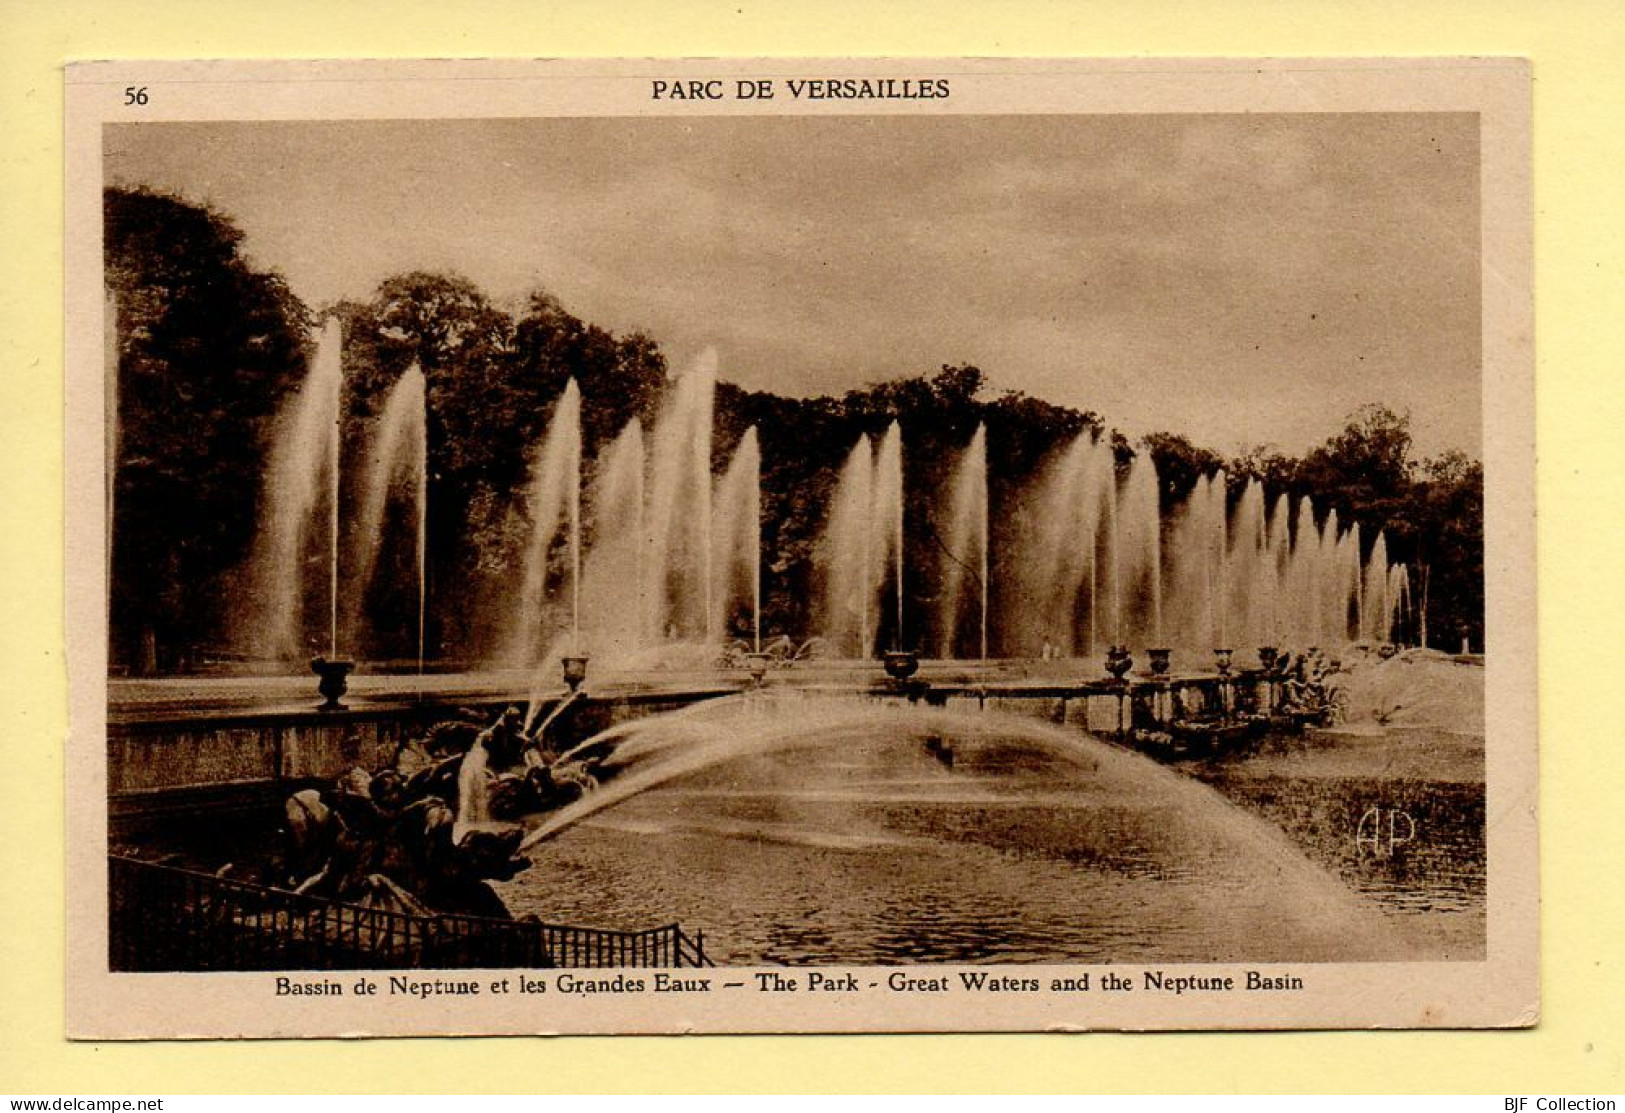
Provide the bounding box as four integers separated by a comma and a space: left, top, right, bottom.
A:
500, 705, 1480, 965
1192, 726, 1485, 961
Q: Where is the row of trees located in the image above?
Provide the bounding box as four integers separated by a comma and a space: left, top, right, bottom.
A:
106, 187, 1483, 672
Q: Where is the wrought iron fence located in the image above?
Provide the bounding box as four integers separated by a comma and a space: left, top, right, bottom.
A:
110, 855, 710, 971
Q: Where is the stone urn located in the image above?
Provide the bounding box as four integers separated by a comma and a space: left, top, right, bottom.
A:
562, 655, 590, 693
1213, 648, 1234, 676
882, 649, 920, 682
310, 656, 355, 711
1148, 648, 1172, 676
1104, 645, 1133, 682
1257, 646, 1279, 674
744, 652, 773, 687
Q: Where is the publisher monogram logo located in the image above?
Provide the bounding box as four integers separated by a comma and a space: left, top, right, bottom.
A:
1356, 807, 1417, 859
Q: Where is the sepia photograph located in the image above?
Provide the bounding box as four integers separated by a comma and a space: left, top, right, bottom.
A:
64, 57, 1535, 1036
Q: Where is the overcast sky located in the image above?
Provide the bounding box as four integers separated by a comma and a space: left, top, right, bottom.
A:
106, 112, 1481, 459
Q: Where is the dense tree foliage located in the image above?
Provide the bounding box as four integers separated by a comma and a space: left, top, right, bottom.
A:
106, 187, 311, 671
336, 277, 668, 660
106, 188, 1486, 670
1143, 432, 1227, 503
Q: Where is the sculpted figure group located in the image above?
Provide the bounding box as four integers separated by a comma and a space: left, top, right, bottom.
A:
275, 705, 599, 919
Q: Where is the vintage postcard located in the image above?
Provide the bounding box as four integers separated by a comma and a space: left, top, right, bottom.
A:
64, 57, 1535, 1037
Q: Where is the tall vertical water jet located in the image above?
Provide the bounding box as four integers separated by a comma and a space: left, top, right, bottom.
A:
698, 393, 715, 644
644, 350, 716, 644
1035, 434, 1109, 658
247, 318, 345, 663
998, 445, 1403, 663
938, 424, 987, 659
1118, 450, 1163, 648
1360, 530, 1393, 643
1307, 499, 1331, 644
1008, 434, 1088, 657
712, 427, 761, 650
416, 384, 428, 676
1211, 470, 1230, 649
1080, 438, 1111, 656
819, 436, 875, 656
349, 365, 427, 663
874, 422, 905, 651
1104, 461, 1122, 647
818, 423, 903, 657
1265, 493, 1293, 644
750, 436, 761, 652
508, 379, 581, 667
520, 400, 589, 725
576, 417, 647, 665
977, 431, 988, 659
1066, 439, 1107, 656
1329, 513, 1360, 644
568, 399, 583, 656
1162, 473, 1218, 653
1284, 496, 1317, 644
327, 346, 341, 658
1229, 479, 1268, 650
1345, 523, 1358, 643
1388, 562, 1412, 644
1304, 505, 1326, 644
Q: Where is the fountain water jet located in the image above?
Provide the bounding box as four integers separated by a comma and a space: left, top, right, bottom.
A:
508, 379, 581, 667
1360, 530, 1389, 642
349, 365, 427, 668
938, 424, 987, 659
712, 427, 762, 651
245, 318, 345, 662
820, 436, 876, 656
874, 422, 905, 652
1319, 508, 1341, 645
1117, 451, 1163, 649
1388, 561, 1412, 643
815, 422, 905, 658
643, 351, 716, 644
511, 699, 1408, 962
1007, 434, 1112, 657
570, 418, 646, 668
327, 345, 340, 658
417, 388, 428, 675
1265, 492, 1292, 645
569, 401, 582, 656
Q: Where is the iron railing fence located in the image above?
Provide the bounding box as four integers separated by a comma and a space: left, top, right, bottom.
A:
110, 855, 710, 972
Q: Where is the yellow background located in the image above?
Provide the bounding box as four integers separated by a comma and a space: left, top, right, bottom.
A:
3, 0, 1620, 1093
